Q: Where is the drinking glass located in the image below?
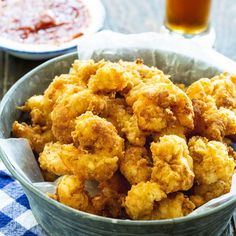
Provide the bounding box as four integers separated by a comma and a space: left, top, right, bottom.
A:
161, 0, 215, 47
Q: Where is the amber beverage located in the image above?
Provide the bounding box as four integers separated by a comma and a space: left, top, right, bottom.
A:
165, 0, 212, 35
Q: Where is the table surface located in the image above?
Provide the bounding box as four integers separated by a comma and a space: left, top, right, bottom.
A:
0, 0, 236, 235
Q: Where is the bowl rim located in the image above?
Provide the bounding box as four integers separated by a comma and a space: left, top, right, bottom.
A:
0, 0, 105, 54
0, 51, 236, 226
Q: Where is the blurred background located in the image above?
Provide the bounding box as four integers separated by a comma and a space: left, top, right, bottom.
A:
0, 0, 235, 98
102, 0, 235, 59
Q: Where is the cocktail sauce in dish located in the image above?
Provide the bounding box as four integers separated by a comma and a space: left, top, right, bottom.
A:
0, 0, 90, 45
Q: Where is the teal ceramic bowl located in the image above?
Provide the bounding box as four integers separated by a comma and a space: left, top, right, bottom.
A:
0, 49, 236, 236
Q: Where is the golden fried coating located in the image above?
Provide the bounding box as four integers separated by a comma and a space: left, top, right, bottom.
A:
71, 111, 124, 157
88, 58, 169, 96
191, 98, 236, 141
151, 193, 195, 220
38, 142, 75, 176
120, 146, 152, 185
106, 98, 146, 146
44, 74, 86, 104
131, 83, 194, 133
189, 136, 235, 185
21, 95, 49, 126
210, 73, 236, 111
152, 123, 187, 141
187, 75, 236, 140
120, 59, 171, 95
119, 59, 166, 81
124, 181, 166, 220
62, 152, 119, 182
88, 62, 136, 94
51, 90, 108, 143
12, 59, 236, 220
22, 75, 86, 127
71, 59, 105, 85
12, 121, 55, 153
186, 78, 213, 102
151, 135, 194, 193
189, 136, 235, 206
59, 112, 124, 182
92, 172, 129, 218
122, 115, 148, 146
57, 175, 94, 213
190, 180, 231, 207
227, 145, 236, 165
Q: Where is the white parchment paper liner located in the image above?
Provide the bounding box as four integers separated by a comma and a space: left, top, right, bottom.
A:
0, 30, 236, 216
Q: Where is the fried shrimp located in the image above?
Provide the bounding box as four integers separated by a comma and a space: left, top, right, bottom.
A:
188, 136, 235, 206
88, 62, 135, 94
120, 146, 151, 185
12, 121, 55, 153
71, 111, 124, 157
12, 59, 236, 220
38, 142, 76, 176
124, 181, 166, 220
151, 193, 195, 220
51, 90, 108, 143
132, 83, 194, 133
187, 74, 236, 140
60, 112, 124, 182
57, 175, 94, 213
106, 98, 147, 146
151, 135, 194, 193
92, 172, 129, 218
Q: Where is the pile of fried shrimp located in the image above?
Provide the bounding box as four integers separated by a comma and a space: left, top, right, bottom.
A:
12, 59, 236, 220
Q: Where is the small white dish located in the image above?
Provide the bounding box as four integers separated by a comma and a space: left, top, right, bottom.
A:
0, 0, 105, 60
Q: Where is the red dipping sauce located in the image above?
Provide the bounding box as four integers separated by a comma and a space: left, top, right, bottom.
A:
0, 0, 90, 45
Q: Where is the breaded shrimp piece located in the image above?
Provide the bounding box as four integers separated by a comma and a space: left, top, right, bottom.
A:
61, 112, 124, 182
21, 95, 49, 126
188, 136, 235, 185
125, 75, 171, 107
71, 111, 124, 157
71, 59, 105, 85
12, 121, 55, 153
124, 181, 166, 220
119, 59, 170, 85
151, 135, 194, 193
62, 152, 119, 182
51, 90, 108, 143
211, 73, 236, 111
187, 75, 236, 140
190, 180, 231, 207
88, 62, 137, 94
132, 83, 194, 133
151, 193, 195, 220
120, 146, 152, 185
186, 78, 214, 102
43, 74, 86, 105
38, 142, 76, 176
188, 136, 235, 206
123, 115, 147, 146
190, 98, 236, 141
92, 172, 130, 218
22, 75, 86, 126
56, 175, 94, 213
106, 98, 146, 146
152, 123, 187, 141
